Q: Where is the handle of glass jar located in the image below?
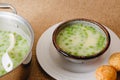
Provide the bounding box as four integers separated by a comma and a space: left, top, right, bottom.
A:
0, 3, 17, 14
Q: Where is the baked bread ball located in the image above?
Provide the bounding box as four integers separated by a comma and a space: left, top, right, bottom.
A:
109, 52, 120, 71
95, 65, 117, 80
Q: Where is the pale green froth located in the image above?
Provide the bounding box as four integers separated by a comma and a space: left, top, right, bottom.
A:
0, 31, 29, 76
57, 23, 107, 57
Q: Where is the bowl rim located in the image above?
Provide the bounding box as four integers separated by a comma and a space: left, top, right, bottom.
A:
52, 18, 111, 60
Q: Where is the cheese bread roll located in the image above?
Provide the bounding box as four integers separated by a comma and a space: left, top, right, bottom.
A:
109, 52, 120, 71
95, 65, 117, 80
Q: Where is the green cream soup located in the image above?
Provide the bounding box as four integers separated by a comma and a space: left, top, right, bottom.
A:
56, 23, 107, 57
0, 31, 29, 76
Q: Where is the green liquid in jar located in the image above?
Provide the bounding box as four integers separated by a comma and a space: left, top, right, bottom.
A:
0, 31, 29, 76
56, 23, 107, 57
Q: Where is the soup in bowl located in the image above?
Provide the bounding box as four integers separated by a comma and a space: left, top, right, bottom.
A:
52, 19, 110, 63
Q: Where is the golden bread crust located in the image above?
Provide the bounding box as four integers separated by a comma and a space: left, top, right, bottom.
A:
109, 52, 120, 71
95, 65, 117, 80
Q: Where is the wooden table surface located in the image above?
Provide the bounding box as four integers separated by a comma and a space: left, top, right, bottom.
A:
0, 0, 120, 80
